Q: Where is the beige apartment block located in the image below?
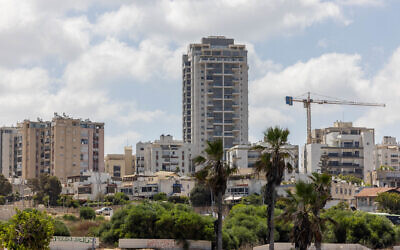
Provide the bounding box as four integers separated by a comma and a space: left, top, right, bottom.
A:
374, 136, 400, 170
183, 36, 249, 155
105, 146, 136, 178
20, 113, 104, 182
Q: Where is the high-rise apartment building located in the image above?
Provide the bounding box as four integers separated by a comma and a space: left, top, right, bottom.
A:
302, 121, 374, 180
136, 135, 194, 175
182, 36, 248, 154
20, 113, 104, 182
0, 127, 22, 178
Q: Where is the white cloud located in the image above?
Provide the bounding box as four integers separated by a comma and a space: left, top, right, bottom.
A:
250, 53, 370, 108
317, 38, 329, 48
0, 0, 391, 153
105, 131, 142, 154
336, 0, 384, 7
93, 0, 345, 42
248, 47, 400, 143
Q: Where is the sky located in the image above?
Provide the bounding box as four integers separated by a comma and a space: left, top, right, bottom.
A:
1, 0, 400, 154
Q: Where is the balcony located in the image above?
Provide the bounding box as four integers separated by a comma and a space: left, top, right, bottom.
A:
224, 95, 233, 99
224, 132, 234, 137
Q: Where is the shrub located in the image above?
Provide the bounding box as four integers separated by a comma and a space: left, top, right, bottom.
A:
168, 196, 189, 204
80, 207, 96, 220
322, 206, 397, 248
0, 195, 5, 205
62, 214, 78, 221
53, 220, 70, 236
0, 209, 54, 249
97, 202, 213, 245
153, 192, 167, 201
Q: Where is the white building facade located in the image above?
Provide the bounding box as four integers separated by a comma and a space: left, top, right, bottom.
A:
136, 135, 194, 175
182, 36, 249, 155
226, 143, 299, 182
302, 121, 375, 181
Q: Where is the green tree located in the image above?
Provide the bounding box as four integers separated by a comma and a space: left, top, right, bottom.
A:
189, 184, 211, 206
57, 195, 79, 208
322, 207, 396, 248
80, 207, 96, 220
28, 174, 62, 206
97, 202, 213, 245
0, 174, 12, 196
223, 204, 290, 249
376, 192, 400, 214
280, 173, 332, 250
153, 192, 167, 201
241, 194, 263, 206
0, 209, 54, 250
194, 140, 237, 250
309, 173, 332, 250
254, 126, 292, 250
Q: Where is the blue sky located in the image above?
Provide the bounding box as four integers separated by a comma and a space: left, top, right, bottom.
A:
1, 0, 400, 153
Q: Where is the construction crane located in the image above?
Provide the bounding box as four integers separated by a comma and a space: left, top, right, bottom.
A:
285, 92, 386, 144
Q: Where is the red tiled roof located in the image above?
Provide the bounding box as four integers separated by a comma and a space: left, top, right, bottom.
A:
355, 187, 399, 197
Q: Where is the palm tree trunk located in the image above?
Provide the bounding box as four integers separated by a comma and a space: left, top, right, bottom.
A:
217, 190, 223, 250
267, 183, 276, 250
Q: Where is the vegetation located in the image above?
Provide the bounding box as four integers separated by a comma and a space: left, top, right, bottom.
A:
322, 204, 397, 249
153, 192, 167, 201
194, 139, 237, 250
0, 195, 5, 205
0, 209, 54, 250
104, 192, 130, 205
379, 165, 395, 171
80, 207, 96, 220
168, 195, 189, 204
254, 126, 292, 250
28, 174, 62, 206
53, 220, 70, 236
376, 192, 400, 214
241, 194, 263, 206
280, 173, 332, 250
57, 195, 80, 208
96, 202, 214, 246
189, 183, 212, 206
223, 204, 290, 249
337, 174, 363, 185
62, 214, 78, 221
0, 174, 12, 197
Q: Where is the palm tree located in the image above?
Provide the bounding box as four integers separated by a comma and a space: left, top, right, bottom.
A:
254, 126, 292, 250
309, 173, 332, 250
193, 139, 237, 250
280, 173, 332, 250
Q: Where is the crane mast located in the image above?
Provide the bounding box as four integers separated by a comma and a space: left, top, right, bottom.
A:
285, 92, 385, 144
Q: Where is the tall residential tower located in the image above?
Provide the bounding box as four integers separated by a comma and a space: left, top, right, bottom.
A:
182, 36, 248, 154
